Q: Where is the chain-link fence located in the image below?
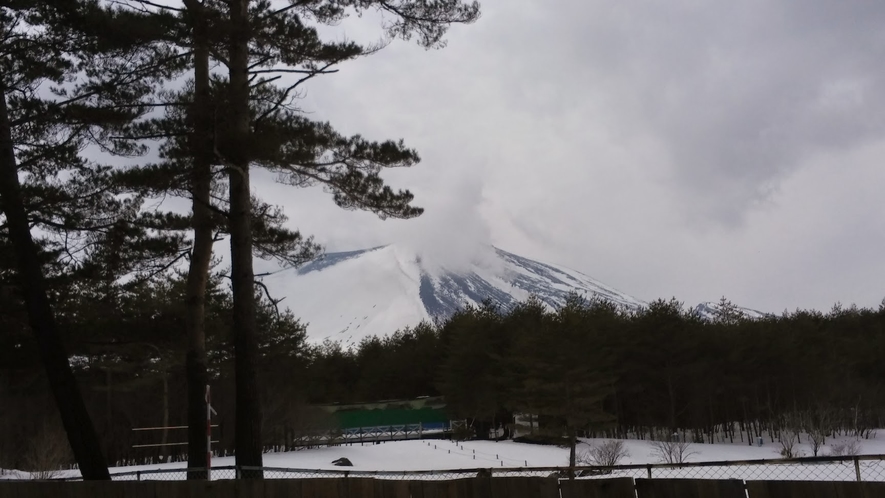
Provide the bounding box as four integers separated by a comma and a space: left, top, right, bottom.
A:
44, 454, 885, 482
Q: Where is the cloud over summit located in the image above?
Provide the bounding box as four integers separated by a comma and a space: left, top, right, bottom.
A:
253, 0, 885, 313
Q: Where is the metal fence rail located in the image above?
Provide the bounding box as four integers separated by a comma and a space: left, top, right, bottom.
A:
39, 454, 885, 482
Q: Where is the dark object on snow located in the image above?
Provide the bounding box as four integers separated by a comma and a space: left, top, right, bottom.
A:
332, 457, 353, 467
476, 468, 491, 478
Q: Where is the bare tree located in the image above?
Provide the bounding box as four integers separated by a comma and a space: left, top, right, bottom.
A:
650, 438, 696, 464
578, 440, 630, 468
829, 440, 862, 457
23, 419, 73, 480
808, 430, 827, 457
806, 410, 831, 457
778, 432, 800, 459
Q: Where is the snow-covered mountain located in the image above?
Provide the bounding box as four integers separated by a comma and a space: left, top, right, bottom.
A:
263, 245, 770, 344
263, 245, 645, 345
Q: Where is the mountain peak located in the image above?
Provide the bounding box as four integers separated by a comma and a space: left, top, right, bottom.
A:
264, 244, 644, 345
264, 245, 768, 344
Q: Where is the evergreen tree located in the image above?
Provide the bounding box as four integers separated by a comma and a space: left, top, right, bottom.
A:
437, 302, 510, 439
712, 296, 746, 325
213, 0, 481, 470
7, 0, 480, 474
0, 0, 178, 479
181, 0, 217, 475
506, 295, 614, 478
112, 75, 321, 476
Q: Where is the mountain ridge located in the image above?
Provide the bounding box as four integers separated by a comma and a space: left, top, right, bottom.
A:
263, 244, 763, 344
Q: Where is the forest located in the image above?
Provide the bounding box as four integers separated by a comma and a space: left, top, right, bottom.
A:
3, 261, 884, 471
2, 0, 883, 482
0, 0, 478, 479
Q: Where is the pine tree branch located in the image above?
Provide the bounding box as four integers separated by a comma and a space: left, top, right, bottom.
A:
28, 217, 119, 233
110, 132, 188, 140
265, 0, 313, 19
208, 47, 230, 67
249, 75, 282, 89
253, 63, 338, 122
247, 56, 274, 71
190, 192, 229, 219
10, 50, 193, 128
275, 165, 403, 218
112, 0, 185, 13
249, 68, 339, 75
119, 250, 191, 291
254, 279, 283, 318
213, 146, 246, 179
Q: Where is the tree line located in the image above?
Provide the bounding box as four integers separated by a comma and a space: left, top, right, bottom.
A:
0, 0, 479, 479
0, 271, 311, 470
309, 296, 885, 468
5, 264, 885, 472
4, 0, 882, 479
308, 297, 885, 433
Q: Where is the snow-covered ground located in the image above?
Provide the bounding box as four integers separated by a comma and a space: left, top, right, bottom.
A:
10, 434, 884, 481
168, 435, 885, 470
0, 470, 29, 481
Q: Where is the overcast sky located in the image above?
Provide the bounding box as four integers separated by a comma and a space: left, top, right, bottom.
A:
253, 0, 885, 313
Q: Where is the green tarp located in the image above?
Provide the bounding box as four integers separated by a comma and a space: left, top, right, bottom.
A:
317, 397, 449, 430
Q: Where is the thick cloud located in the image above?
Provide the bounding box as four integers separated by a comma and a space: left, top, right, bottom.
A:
252, 0, 885, 312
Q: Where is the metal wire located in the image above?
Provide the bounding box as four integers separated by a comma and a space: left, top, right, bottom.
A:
31, 454, 874, 482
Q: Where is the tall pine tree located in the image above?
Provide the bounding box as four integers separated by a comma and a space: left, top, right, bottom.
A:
112, 0, 480, 473
216, 0, 480, 471
0, 0, 179, 479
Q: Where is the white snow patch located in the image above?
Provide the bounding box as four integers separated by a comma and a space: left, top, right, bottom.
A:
16, 434, 883, 481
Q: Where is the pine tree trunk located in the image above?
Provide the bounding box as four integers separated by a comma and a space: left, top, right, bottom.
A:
0, 90, 110, 480
474, 419, 490, 440
227, 0, 263, 476
183, 0, 212, 480
105, 368, 112, 443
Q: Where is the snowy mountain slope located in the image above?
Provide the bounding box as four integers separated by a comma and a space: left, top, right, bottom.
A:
262, 245, 645, 345
263, 245, 431, 345
693, 301, 770, 321
263, 245, 769, 344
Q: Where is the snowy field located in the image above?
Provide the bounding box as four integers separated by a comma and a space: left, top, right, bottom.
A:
6, 434, 885, 481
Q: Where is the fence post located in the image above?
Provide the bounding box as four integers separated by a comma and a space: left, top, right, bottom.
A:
854, 456, 862, 482
646, 464, 652, 479
137, 471, 141, 481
